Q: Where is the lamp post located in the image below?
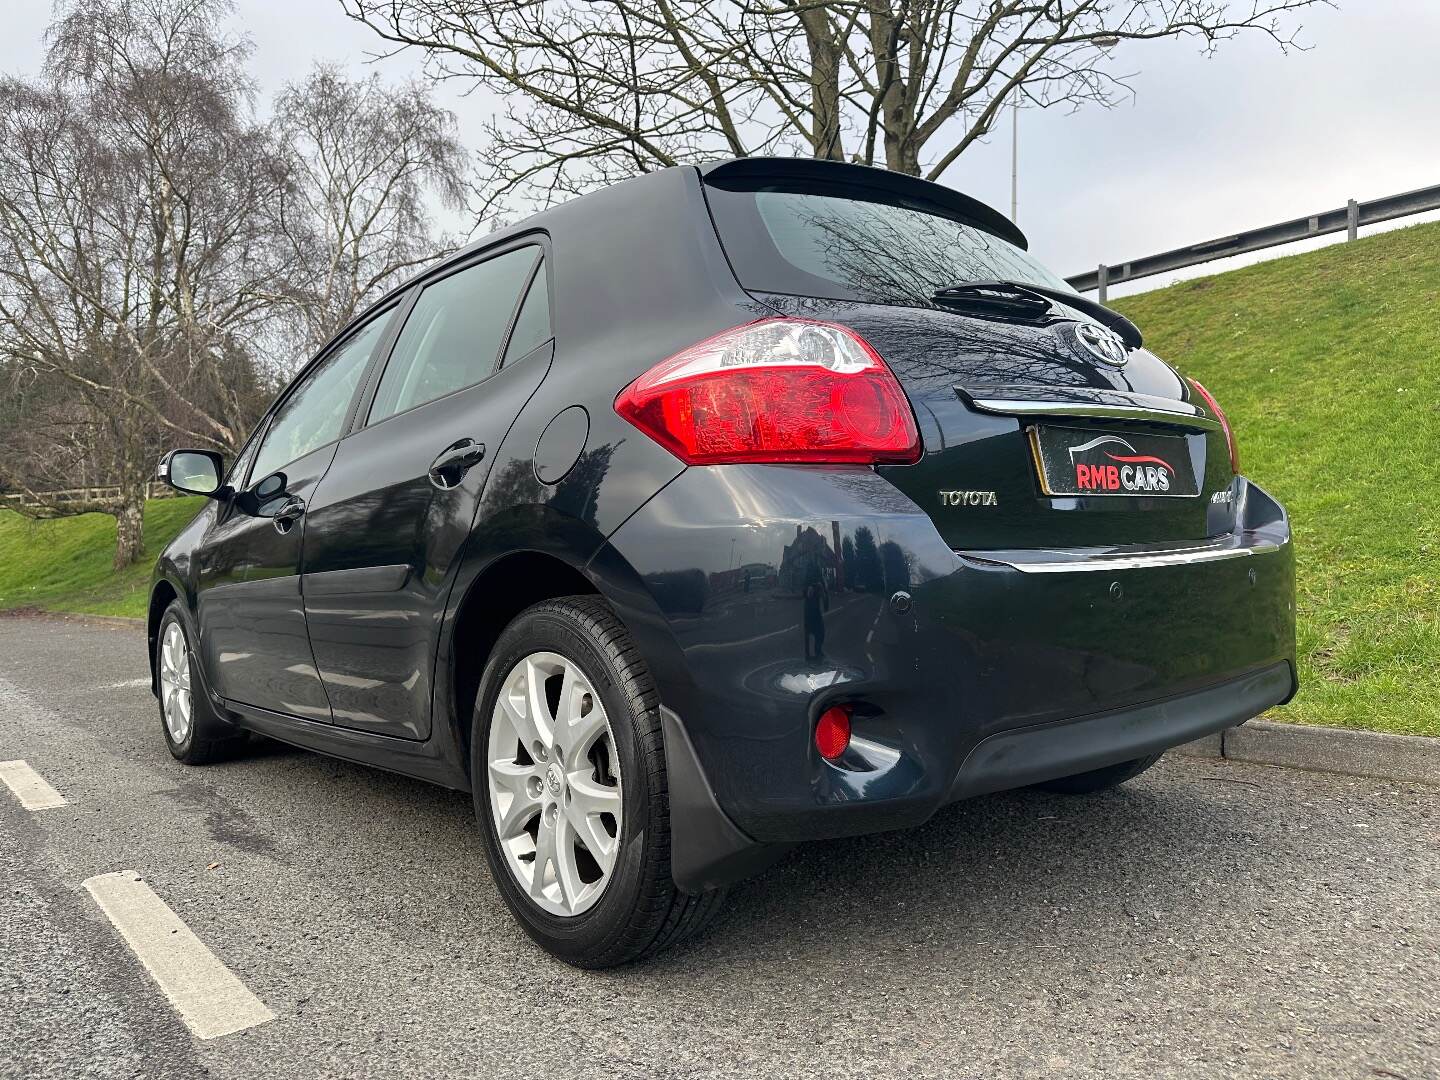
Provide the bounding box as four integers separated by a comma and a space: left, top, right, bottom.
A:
1010, 96, 1019, 223
1010, 34, 1119, 227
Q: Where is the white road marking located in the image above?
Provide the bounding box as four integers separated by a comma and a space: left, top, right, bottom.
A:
96, 677, 152, 690
0, 759, 67, 810
83, 871, 276, 1040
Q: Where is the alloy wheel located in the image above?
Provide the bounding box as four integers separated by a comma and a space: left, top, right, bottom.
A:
158, 621, 193, 744
485, 650, 623, 917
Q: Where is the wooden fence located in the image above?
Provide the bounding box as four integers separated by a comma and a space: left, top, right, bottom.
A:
0, 482, 178, 512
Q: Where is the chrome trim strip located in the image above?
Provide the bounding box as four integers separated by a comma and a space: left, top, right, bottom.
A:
963, 541, 1281, 574
969, 398, 1221, 432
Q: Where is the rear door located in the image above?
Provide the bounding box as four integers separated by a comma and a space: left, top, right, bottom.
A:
301, 242, 554, 740
195, 310, 396, 719
701, 174, 1236, 551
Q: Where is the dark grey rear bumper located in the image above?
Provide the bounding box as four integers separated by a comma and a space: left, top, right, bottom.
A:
948, 660, 1296, 800
667, 661, 1295, 893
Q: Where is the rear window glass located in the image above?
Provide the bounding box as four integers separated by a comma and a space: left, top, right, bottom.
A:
706, 184, 1072, 306
502, 262, 551, 365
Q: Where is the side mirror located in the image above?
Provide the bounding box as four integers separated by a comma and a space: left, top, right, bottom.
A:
158, 449, 227, 498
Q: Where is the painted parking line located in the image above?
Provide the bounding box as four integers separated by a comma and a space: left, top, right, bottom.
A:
83, 871, 276, 1040
0, 759, 68, 810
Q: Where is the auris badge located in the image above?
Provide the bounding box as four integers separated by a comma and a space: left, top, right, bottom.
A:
1072, 322, 1129, 367
940, 490, 998, 507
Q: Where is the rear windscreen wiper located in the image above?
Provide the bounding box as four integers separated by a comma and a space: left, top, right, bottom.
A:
929, 280, 1053, 324
932, 279, 1143, 350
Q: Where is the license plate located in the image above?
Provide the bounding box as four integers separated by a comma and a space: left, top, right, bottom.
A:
1028, 424, 1199, 497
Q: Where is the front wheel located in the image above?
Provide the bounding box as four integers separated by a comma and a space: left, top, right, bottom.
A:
1032, 752, 1163, 794
472, 596, 723, 968
154, 603, 241, 765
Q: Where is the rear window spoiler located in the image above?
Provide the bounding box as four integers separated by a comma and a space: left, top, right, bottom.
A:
697, 157, 1029, 251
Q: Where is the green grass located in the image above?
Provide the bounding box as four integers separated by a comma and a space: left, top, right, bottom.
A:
0, 497, 204, 619
3, 224, 1437, 736
1114, 221, 1440, 737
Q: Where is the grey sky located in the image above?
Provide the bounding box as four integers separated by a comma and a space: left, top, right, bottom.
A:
6, 1, 1436, 295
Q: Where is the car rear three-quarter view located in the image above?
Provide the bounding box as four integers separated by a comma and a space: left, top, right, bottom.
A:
149, 157, 1296, 968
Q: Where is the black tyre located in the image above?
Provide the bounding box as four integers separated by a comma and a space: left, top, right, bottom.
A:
1032, 752, 1163, 794
154, 602, 242, 765
472, 595, 724, 968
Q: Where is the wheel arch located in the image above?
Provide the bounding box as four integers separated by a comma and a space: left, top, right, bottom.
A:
146, 576, 181, 696
444, 505, 777, 892
446, 546, 601, 772
440, 495, 697, 780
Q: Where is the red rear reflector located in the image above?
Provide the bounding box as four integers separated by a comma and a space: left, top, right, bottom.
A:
1188, 377, 1239, 475
815, 705, 852, 761
614, 318, 921, 465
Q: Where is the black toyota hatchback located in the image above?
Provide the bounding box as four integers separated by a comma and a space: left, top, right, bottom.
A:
151, 157, 1295, 967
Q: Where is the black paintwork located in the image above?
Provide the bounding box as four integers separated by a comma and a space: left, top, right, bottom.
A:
151, 159, 1296, 891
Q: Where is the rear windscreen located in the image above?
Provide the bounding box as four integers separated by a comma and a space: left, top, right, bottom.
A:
704, 181, 1072, 306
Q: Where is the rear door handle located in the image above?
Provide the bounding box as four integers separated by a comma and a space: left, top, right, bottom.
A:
428, 438, 486, 490
272, 496, 306, 535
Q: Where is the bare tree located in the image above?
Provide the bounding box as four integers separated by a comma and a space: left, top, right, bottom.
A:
342, 0, 1329, 212
0, 0, 291, 568
274, 65, 469, 350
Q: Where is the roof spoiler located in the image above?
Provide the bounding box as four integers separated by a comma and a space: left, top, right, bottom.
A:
697, 157, 1029, 251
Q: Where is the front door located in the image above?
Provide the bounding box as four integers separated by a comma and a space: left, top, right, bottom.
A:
302, 243, 553, 739
195, 310, 396, 720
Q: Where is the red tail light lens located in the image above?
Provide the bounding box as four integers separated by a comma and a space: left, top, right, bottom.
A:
815, 705, 852, 761
1188, 377, 1239, 475
614, 318, 921, 465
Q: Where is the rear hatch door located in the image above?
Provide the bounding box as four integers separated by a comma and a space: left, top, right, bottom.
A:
700, 164, 1236, 551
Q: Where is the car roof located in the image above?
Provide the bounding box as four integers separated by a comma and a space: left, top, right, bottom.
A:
323, 158, 1025, 356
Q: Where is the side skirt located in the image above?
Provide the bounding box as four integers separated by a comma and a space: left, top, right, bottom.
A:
223, 699, 471, 792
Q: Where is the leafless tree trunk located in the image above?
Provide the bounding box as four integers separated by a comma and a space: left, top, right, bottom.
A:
343, 0, 1329, 214
0, 0, 292, 567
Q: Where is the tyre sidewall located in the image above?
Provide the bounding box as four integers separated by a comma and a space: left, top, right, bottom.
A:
471, 603, 659, 961
1035, 752, 1163, 794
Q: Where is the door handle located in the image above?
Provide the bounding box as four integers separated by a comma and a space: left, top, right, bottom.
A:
428, 438, 486, 490
272, 495, 306, 535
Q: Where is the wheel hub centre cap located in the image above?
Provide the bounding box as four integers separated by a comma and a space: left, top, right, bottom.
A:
544, 763, 564, 800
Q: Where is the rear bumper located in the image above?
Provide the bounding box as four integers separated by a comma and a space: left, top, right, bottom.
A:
598, 465, 1296, 890
950, 660, 1293, 800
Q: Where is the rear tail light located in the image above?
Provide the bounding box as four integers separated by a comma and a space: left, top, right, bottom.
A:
814, 705, 852, 761
1188, 377, 1239, 475
614, 318, 921, 465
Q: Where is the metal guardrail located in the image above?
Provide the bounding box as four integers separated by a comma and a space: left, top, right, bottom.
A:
1066, 182, 1440, 299
0, 481, 177, 511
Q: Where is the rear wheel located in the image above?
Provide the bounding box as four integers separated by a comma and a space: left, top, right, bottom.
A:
1032, 753, 1163, 794
472, 596, 724, 968
155, 603, 242, 765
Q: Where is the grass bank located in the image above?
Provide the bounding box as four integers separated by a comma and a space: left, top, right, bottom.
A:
0, 497, 203, 619
1115, 221, 1440, 736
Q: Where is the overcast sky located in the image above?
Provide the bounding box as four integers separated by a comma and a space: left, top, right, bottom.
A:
6, 1, 1437, 295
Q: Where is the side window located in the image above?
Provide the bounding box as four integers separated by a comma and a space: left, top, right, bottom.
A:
251, 311, 393, 482
368, 246, 540, 424
501, 261, 551, 366
225, 426, 262, 488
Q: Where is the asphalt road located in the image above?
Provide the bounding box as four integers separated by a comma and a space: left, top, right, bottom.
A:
1, 616, 1436, 1080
